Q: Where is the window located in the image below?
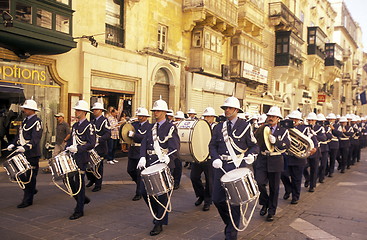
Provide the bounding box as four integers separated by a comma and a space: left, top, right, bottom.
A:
15, 3, 32, 24
37, 9, 52, 29
210, 35, 216, 51
192, 31, 202, 47
204, 32, 210, 49
106, 0, 124, 47
157, 24, 167, 52
276, 36, 289, 54
56, 15, 70, 34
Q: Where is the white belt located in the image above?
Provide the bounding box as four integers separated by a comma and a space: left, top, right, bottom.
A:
261, 151, 282, 156
331, 138, 339, 141
340, 138, 349, 141
147, 149, 168, 155
220, 154, 242, 161
353, 137, 359, 140
131, 143, 141, 147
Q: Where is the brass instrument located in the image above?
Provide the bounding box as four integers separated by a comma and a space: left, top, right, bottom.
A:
120, 122, 135, 144
287, 128, 314, 158
263, 126, 274, 152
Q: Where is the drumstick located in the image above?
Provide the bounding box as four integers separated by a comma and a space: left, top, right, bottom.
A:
150, 149, 178, 165
220, 167, 227, 175
1, 148, 8, 151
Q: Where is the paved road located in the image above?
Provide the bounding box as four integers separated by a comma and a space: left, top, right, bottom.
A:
1, 150, 367, 240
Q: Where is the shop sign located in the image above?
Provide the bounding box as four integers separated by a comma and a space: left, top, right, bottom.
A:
0, 61, 53, 86
317, 94, 326, 102
242, 62, 268, 84
92, 75, 135, 92
192, 73, 234, 95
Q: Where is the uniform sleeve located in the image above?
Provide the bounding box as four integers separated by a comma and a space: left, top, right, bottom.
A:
209, 124, 221, 160
133, 123, 146, 143
140, 133, 148, 158
344, 126, 354, 137
246, 126, 259, 155
316, 126, 328, 142
168, 125, 180, 161
99, 120, 111, 143
274, 129, 290, 150
77, 124, 96, 152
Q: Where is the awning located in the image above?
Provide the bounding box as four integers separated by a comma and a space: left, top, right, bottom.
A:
0, 82, 26, 104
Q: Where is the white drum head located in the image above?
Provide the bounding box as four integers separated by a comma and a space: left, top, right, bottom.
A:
141, 163, 166, 175
221, 168, 252, 183
190, 120, 211, 162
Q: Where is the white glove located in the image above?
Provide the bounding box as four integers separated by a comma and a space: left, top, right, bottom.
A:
269, 134, 276, 144
7, 144, 15, 151
243, 154, 255, 165
128, 131, 135, 137
15, 146, 25, 153
212, 159, 223, 169
137, 157, 146, 169
160, 155, 170, 164
66, 145, 78, 153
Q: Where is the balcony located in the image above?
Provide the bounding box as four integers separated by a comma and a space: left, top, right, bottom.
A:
274, 31, 303, 68
237, 0, 265, 37
269, 2, 303, 39
0, 0, 76, 58
353, 59, 360, 69
183, 0, 238, 36
342, 73, 351, 83
307, 27, 326, 59
230, 60, 268, 88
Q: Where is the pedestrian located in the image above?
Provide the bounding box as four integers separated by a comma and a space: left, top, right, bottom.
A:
86, 102, 111, 192
106, 106, 122, 164
52, 113, 70, 157
6, 99, 43, 208
66, 100, 95, 220
210, 96, 258, 239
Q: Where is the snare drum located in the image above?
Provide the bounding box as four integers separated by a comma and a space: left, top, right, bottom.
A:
141, 163, 173, 196
49, 151, 79, 180
88, 149, 102, 168
3, 153, 31, 181
221, 168, 259, 206
176, 119, 212, 163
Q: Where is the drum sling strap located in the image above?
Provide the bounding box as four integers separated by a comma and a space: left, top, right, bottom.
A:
222, 122, 245, 168
152, 123, 164, 161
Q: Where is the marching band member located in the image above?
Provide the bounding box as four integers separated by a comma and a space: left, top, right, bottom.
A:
254, 106, 290, 221
172, 110, 185, 188
167, 109, 174, 123
127, 107, 151, 201
7, 99, 43, 208
316, 113, 332, 184
281, 110, 316, 204
189, 107, 216, 211
303, 112, 324, 192
349, 116, 360, 167
137, 98, 180, 236
361, 117, 367, 148
257, 114, 267, 127
66, 100, 96, 220
86, 102, 111, 192
338, 116, 353, 173
187, 108, 198, 120
209, 96, 259, 240
325, 113, 342, 177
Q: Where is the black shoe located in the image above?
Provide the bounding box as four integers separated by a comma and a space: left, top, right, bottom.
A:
337, 165, 341, 170
283, 192, 290, 200
34, 189, 38, 195
319, 179, 324, 183
304, 181, 309, 188
347, 166, 351, 169
17, 202, 32, 208
86, 181, 94, 188
92, 186, 101, 192
150, 224, 163, 236
328, 173, 333, 177
84, 197, 90, 204
132, 195, 142, 201
69, 212, 83, 220
202, 203, 210, 211
341, 169, 345, 173
195, 197, 204, 206
291, 199, 298, 205
266, 214, 274, 222
184, 162, 189, 168
173, 185, 179, 190
309, 188, 315, 192
260, 205, 268, 216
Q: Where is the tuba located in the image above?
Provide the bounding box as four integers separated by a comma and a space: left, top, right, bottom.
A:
287, 128, 314, 158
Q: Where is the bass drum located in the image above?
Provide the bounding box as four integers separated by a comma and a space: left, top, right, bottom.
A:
176, 119, 212, 163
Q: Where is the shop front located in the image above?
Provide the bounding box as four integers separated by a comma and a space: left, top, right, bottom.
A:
0, 56, 66, 159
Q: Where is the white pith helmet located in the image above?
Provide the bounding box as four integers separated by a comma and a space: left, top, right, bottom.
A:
345, 114, 352, 120
237, 113, 246, 119
175, 111, 185, 119
317, 113, 326, 121
244, 112, 251, 117
361, 117, 366, 121
91, 102, 106, 111
258, 114, 267, 124
339, 116, 348, 122
202, 107, 217, 117
267, 106, 282, 118
306, 112, 317, 121
167, 109, 174, 117
151, 96, 169, 112
221, 96, 244, 113
21, 99, 39, 112
136, 107, 150, 117
187, 108, 197, 115
73, 100, 91, 112
326, 113, 336, 119
336, 114, 341, 118
288, 110, 302, 120
250, 113, 259, 120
